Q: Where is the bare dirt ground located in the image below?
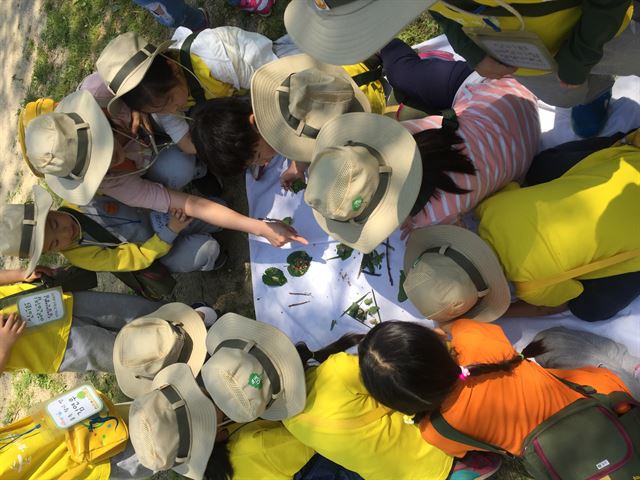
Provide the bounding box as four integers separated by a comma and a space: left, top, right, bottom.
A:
0, 0, 42, 204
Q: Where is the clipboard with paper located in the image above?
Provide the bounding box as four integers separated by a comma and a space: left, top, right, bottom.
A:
463, 27, 557, 72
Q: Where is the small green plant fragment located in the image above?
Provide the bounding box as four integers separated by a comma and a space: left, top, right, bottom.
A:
360, 249, 385, 274
398, 269, 408, 302
281, 216, 293, 226
368, 306, 379, 315
287, 251, 312, 277
330, 319, 337, 331
262, 267, 287, 287
364, 298, 373, 306
290, 179, 307, 193
327, 243, 355, 261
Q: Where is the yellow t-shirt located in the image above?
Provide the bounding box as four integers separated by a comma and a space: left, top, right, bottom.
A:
477, 144, 640, 306
283, 353, 453, 480
228, 419, 314, 479
0, 284, 73, 373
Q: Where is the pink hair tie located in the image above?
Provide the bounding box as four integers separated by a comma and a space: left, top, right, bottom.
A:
458, 366, 471, 381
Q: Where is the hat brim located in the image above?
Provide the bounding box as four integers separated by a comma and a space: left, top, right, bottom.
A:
251, 54, 371, 163
404, 225, 511, 323
48, 90, 114, 205
309, 113, 422, 254
204, 313, 306, 422
106, 39, 173, 115
114, 303, 207, 399
152, 363, 217, 480
284, 0, 433, 65
26, 185, 53, 275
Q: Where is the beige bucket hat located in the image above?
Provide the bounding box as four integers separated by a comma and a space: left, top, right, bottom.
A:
251, 53, 370, 163
202, 313, 306, 423
25, 90, 114, 205
96, 32, 173, 115
113, 303, 207, 399
404, 225, 510, 323
284, 0, 434, 65
305, 112, 421, 253
129, 363, 217, 480
0, 185, 53, 275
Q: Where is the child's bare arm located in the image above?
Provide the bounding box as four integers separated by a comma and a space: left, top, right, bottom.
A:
0, 267, 55, 286
168, 190, 309, 247
502, 300, 568, 318
0, 313, 26, 374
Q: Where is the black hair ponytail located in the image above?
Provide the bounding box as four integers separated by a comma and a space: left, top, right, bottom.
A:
204, 439, 233, 480
411, 127, 476, 210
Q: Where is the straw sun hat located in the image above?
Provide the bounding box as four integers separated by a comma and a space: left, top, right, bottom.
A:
96, 32, 173, 114
202, 313, 306, 423
0, 185, 53, 275
403, 225, 510, 323
113, 303, 207, 399
284, 0, 435, 65
251, 53, 370, 163
129, 363, 216, 480
304, 112, 422, 253
25, 90, 114, 205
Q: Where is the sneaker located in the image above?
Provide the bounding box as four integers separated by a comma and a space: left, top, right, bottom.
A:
570, 89, 612, 138
191, 172, 224, 197
238, 0, 274, 16
213, 249, 229, 271
450, 452, 502, 480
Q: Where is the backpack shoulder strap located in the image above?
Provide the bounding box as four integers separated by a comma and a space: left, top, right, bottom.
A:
429, 411, 509, 455
514, 248, 640, 294
179, 32, 206, 105
58, 207, 121, 245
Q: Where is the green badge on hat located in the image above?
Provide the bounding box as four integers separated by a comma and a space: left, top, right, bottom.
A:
352, 196, 363, 211
248, 373, 263, 389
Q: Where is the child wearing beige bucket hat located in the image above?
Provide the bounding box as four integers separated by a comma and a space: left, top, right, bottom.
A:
25, 89, 307, 249
189, 53, 387, 187
403, 132, 640, 324
127, 363, 317, 480
304, 112, 422, 253
96, 28, 277, 155
0, 185, 165, 374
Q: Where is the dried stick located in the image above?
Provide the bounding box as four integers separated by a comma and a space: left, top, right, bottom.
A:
384, 240, 393, 286
288, 300, 311, 308
289, 292, 312, 296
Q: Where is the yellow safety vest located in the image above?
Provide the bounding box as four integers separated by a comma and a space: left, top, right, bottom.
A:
429, 0, 634, 75
0, 283, 73, 373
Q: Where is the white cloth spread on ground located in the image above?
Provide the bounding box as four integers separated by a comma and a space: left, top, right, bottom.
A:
247, 35, 640, 355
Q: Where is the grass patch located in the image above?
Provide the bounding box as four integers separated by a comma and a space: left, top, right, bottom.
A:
397, 12, 442, 46
25, 0, 166, 104
3, 371, 68, 424
82, 372, 129, 404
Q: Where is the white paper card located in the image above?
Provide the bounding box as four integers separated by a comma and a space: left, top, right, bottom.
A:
18, 287, 66, 326
46, 384, 104, 429
482, 38, 554, 70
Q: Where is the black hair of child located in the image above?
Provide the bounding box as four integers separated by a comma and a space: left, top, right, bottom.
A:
190, 96, 260, 177
204, 439, 233, 480
358, 321, 546, 423
120, 54, 182, 112
411, 127, 476, 212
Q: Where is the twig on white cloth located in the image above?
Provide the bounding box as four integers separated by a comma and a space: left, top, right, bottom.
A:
288, 300, 311, 308
383, 240, 393, 286
371, 289, 383, 324
289, 292, 312, 296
